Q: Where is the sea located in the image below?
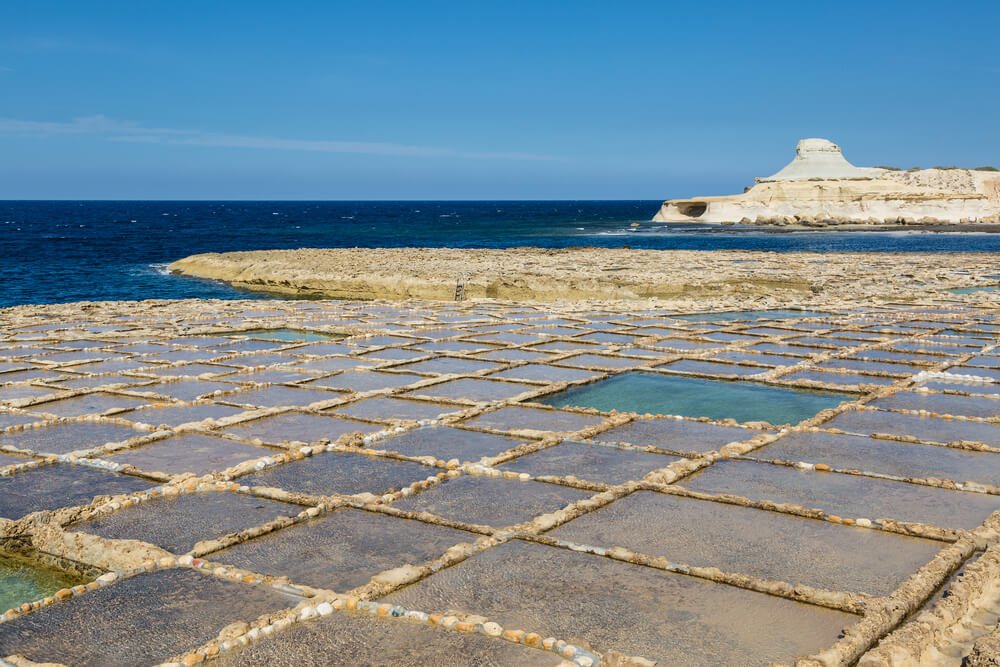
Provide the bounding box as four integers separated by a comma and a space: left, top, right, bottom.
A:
2, 200, 999, 308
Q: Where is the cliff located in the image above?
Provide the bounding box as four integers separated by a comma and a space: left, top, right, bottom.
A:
653, 139, 1000, 225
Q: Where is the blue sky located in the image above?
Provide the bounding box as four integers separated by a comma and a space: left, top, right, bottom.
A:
1, 1, 998, 199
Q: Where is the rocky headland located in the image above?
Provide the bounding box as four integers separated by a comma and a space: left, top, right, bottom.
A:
653, 138, 1000, 226
168, 247, 1000, 305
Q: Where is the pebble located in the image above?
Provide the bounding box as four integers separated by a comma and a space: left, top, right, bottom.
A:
482, 621, 503, 636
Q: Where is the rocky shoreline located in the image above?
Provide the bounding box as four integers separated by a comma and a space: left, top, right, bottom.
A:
168, 248, 1000, 304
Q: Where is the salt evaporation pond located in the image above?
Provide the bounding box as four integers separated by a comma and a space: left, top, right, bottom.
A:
0, 552, 87, 612
236, 329, 347, 342
540, 372, 850, 424
669, 309, 829, 323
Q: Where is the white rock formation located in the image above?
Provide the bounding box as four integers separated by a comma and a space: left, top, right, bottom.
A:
653, 138, 1000, 225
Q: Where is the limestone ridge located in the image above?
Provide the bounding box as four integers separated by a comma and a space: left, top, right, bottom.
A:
653, 138, 1000, 225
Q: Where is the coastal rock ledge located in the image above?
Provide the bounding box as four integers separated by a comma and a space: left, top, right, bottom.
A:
168, 248, 999, 303
654, 138, 1000, 225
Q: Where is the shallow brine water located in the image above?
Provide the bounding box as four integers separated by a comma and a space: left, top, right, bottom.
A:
539, 371, 851, 424
0, 552, 87, 612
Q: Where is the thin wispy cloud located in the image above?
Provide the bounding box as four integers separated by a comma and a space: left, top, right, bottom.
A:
0, 114, 561, 161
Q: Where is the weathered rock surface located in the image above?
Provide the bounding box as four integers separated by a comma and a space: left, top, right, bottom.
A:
168, 247, 999, 303
654, 138, 1000, 224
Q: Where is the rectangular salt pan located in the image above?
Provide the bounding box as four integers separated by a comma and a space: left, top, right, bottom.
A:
754, 430, 1000, 487
824, 410, 1000, 446
0, 464, 152, 520
550, 490, 942, 596
385, 539, 854, 665
680, 460, 1000, 530
70, 492, 298, 553
540, 372, 849, 425
0, 569, 300, 667
208, 508, 472, 591
499, 441, 680, 485
213, 601, 561, 666
392, 475, 589, 528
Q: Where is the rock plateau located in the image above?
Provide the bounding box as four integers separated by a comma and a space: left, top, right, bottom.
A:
653, 138, 1000, 225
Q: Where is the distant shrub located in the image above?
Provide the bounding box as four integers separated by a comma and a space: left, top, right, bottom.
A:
874, 165, 902, 170
906, 166, 921, 172
973, 166, 999, 172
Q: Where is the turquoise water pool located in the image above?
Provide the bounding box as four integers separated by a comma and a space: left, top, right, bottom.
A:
539, 372, 851, 424
0, 552, 87, 612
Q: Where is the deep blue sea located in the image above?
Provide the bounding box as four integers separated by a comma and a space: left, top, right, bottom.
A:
2, 200, 999, 308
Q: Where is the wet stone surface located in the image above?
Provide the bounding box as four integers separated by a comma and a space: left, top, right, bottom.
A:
209, 508, 472, 591
221, 412, 379, 444
681, 460, 1000, 530
396, 357, 501, 375
235, 452, 434, 497
498, 441, 680, 485
121, 402, 247, 427
550, 490, 943, 595
331, 397, 465, 423
756, 430, 1000, 486
779, 369, 896, 387
133, 379, 239, 401
70, 492, 299, 553
28, 392, 152, 417
385, 539, 855, 665
0, 568, 301, 667
824, 409, 1000, 446
102, 433, 275, 475
461, 405, 606, 434
378, 425, 525, 461
868, 391, 1000, 419
0, 421, 146, 455
405, 377, 536, 402
0, 450, 29, 466
0, 411, 46, 431
659, 360, 766, 377
559, 353, 647, 370
215, 605, 563, 666
219, 385, 341, 409
304, 370, 424, 393
0, 464, 153, 520
590, 418, 761, 454
392, 475, 590, 528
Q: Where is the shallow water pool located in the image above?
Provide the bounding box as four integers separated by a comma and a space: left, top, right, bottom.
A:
0, 551, 87, 612
539, 372, 850, 424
